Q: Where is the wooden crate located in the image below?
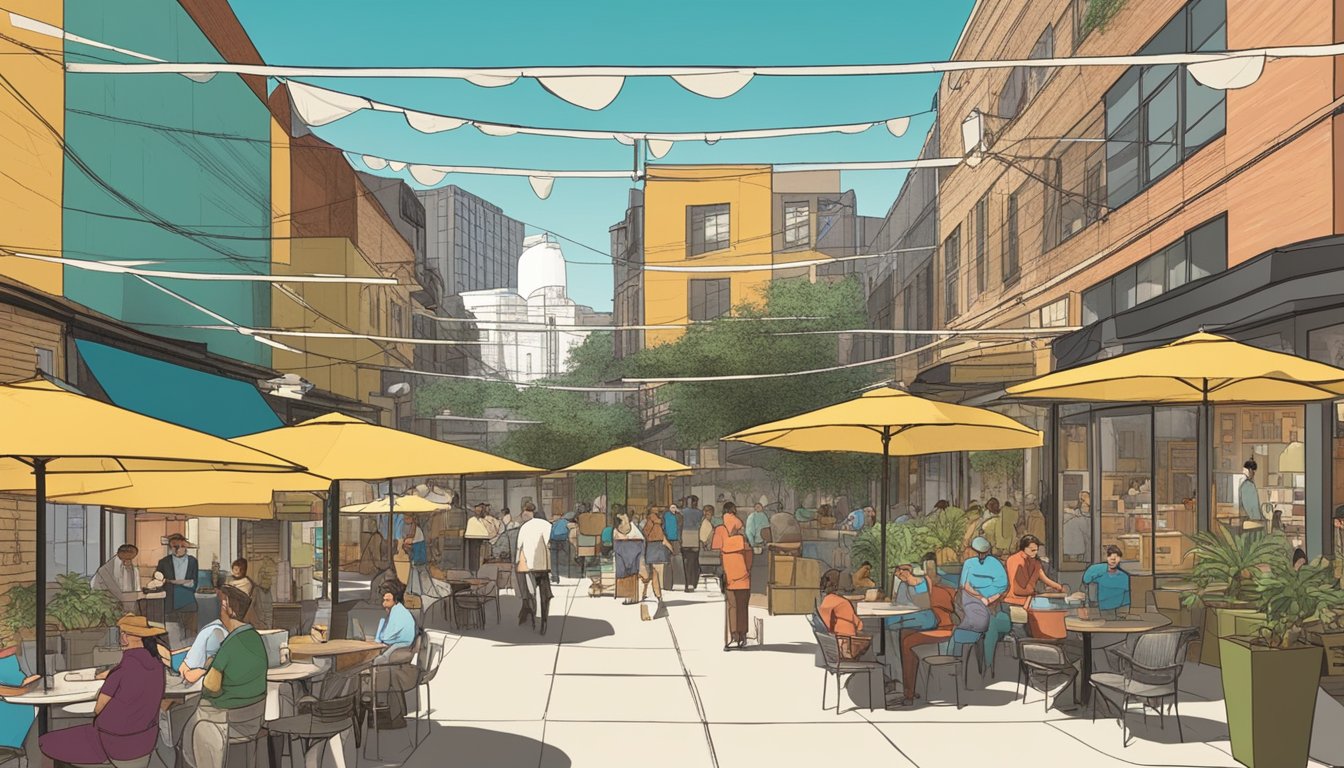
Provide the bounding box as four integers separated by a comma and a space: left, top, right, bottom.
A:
768, 585, 818, 615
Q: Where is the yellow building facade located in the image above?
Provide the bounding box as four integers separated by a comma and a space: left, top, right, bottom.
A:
0, 6, 64, 294
641, 165, 846, 347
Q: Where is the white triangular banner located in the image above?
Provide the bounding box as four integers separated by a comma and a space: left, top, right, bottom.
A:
477, 123, 520, 137
886, 117, 911, 137
528, 176, 555, 200
287, 82, 370, 126
362, 155, 389, 170
647, 139, 674, 159
388, 161, 407, 172
465, 73, 519, 88
614, 134, 636, 146
1188, 55, 1265, 90
405, 111, 467, 133
672, 71, 754, 99
409, 165, 448, 186
538, 76, 625, 110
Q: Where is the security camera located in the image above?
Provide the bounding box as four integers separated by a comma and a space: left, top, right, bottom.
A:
386, 382, 411, 397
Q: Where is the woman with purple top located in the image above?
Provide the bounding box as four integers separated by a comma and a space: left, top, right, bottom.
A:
40, 614, 168, 768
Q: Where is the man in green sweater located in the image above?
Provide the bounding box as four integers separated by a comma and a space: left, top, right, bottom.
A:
184, 584, 268, 768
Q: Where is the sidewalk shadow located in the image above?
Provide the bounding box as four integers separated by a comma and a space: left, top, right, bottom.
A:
369, 723, 569, 768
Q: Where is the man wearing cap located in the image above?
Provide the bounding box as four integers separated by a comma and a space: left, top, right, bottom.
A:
156, 534, 199, 636
185, 585, 267, 768
1238, 457, 1265, 531
41, 614, 168, 768
955, 536, 1013, 672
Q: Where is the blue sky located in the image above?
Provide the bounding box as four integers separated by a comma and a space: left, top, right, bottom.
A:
229, 0, 974, 309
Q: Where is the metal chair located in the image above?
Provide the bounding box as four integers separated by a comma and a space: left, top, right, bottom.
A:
460, 564, 501, 626
409, 631, 447, 732
1019, 640, 1077, 713
812, 628, 884, 715
1089, 627, 1200, 746
267, 669, 363, 768
361, 633, 422, 760
916, 639, 981, 710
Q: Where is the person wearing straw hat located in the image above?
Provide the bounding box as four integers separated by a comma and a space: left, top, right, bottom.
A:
1238, 457, 1266, 531
40, 614, 168, 768
156, 534, 199, 637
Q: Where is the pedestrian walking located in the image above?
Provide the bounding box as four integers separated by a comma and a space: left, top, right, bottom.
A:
640, 508, 670, 607
515, 503, 554, 635
713, 502, 753, 650
680, 498, 703, 592
663, 502, 683, 591
613, 510, 645, 605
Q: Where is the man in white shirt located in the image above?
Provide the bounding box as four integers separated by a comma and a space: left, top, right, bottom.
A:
92, 544, 141, 613
515, 503, 553, 635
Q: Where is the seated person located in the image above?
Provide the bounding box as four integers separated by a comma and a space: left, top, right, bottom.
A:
367, 580, 419, 729
1082, 545, 1132, 614
815, 504, 836, 528
838, 507, 867, 532
851, 561, 876, 591
42, 615, 168, 768
1004, 535, 1065, 626
893, 558, 956, 706
817, 569, 869, 657
179, 616, 230, 684
0, 645, 38, 761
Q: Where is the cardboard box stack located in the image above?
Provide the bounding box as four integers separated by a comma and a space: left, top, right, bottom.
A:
767, 548, 824, 615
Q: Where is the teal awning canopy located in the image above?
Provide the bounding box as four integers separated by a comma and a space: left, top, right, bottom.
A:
76, 340, 282, 439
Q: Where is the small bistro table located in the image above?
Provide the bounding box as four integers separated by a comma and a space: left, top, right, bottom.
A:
288, 637, 385, 673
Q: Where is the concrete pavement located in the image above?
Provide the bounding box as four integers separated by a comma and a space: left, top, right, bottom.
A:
335, 579, 1333, 768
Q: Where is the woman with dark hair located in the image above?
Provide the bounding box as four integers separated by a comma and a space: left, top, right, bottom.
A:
613, 509, 645, 605
41, 615, 167, 768
640, 508, 669, 605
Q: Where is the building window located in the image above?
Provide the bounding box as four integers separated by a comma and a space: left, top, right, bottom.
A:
1039, 297, 1069, 328
1081, 214, 1227, 324
390, 303, 403, 337
943, 226, 961, 322
783, 202, 810, 247
684, 448, 701, 467
35, 347, 54, 375
999, 25, 1055, 120
1104, 0, 1226, 210
974, 194, 989, 294
687, 204, 730, 257
689, 278, 731, 321
1004, 189, 1021, 285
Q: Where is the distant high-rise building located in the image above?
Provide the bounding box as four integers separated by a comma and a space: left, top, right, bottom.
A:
417, 186, 524, 300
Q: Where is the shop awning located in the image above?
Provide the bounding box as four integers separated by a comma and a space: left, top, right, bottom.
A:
76, 340, 282, 439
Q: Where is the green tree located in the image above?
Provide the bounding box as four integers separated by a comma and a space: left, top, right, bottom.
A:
555, 331, 629, 386
763, 451, 879, 502
498, 388, 639, 469
413, 379, 517, 419
632, 278, 871, 445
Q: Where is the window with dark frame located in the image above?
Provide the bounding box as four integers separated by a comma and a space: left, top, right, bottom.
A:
974, 194, 989, 294
783, 201, 810, 247
944, 226, 961, 322
1004, 190, 1021, 285
1104, 0, 1225, 210
1080, 214, 1227, 325
689, 278, 731, 322
1000, 25, 1056, 120
687, 204, 731, 257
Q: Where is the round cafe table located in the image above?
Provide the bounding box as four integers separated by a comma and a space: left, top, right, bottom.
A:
2, 670, 104, 734
1066, 611, 1171, 705
855, 602, 926, 657
288, 637, 385, 673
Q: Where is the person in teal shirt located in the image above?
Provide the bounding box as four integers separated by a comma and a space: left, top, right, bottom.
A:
374, 580, 418, 652
954, 537, 1013, 669
1083, 545, 1132, 611
745, 503, 770, 548
0, 645, 36, 756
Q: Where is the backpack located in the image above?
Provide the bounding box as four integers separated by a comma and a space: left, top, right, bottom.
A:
550, 518, 570, 542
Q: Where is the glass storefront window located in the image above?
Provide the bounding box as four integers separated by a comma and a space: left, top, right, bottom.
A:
1211, 404, 1305, 547
1058, 405, 1093, 574
1099, 411, 1152, 574
1154, 407, 1198, 575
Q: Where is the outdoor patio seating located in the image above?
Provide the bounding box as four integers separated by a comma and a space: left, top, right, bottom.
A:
812, 627, 883, 715
1019, 640, 1077, 713
1089, 627, 1200, 747
266, 668, 363, 768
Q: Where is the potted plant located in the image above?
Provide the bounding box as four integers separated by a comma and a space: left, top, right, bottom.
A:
850, 522, 933, 593
48, 572, 122, 669
922, 507, 969, 570
1182, 525, 1286, 666
1221, 556, 1344, 768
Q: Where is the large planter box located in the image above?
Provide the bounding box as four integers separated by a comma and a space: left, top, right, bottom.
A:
767, 585, 818, 615
1201, 607, 1263, 668
1220, 636, 1322, 768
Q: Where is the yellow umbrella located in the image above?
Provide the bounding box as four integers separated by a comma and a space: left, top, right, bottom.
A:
341, 494, 443, 514
1005, 331, 1344, 403
49, 470, 331, 508
555, 447, 692, 523
133, 503, 288, 521
0, 377, 303, 689
235, 412, 544, 600
724, 386, 1041, 654
1005, 330, 1344, 536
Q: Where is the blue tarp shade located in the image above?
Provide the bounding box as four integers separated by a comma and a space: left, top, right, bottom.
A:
76, 340, 282, 438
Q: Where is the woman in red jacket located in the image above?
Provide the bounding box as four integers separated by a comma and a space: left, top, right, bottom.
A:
712, 502, 753, 650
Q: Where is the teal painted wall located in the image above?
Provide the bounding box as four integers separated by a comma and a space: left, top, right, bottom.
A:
63, 0, 272, 366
